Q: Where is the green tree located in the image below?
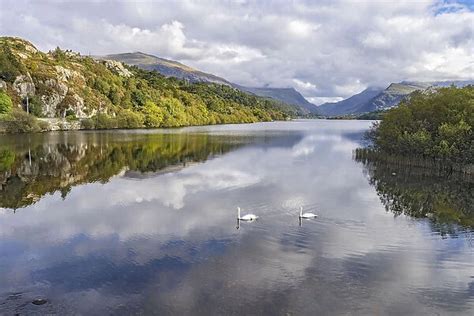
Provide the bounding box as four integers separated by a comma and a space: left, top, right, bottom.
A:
142, 100, 163, 127
368, 85, 474, 165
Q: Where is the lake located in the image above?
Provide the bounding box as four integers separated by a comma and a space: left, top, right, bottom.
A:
0, 120, 472, 315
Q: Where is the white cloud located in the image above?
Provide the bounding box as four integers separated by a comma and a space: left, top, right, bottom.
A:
309, 97, 344, 105
293, 78, 317, 91
0, 0, 473, 102
287, 19, 319, 38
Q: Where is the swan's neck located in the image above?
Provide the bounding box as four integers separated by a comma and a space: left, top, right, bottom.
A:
300, 207, 303, 216
237, 207, 241, 219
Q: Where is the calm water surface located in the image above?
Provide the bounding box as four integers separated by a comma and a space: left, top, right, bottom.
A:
0, 120, 472, 315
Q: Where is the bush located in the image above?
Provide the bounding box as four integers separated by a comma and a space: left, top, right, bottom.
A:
26, 95, 44, 117
0, 43, 26, 82
0, 91, 13, 115
93, 114, 118, 129
117, 110, 144, 129
3, 109, 42, 133
81, 118, 95, 129
37, 119, 50, 131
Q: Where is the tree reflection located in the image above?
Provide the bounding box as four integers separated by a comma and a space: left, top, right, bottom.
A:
355, 153, 474, 233
0, 133, 248, 210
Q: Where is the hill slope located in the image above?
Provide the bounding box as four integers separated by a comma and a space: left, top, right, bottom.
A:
317, 87, 383, 116
318, 80, 473, 116
104, 52, 317, 115
236, 86, 318, 114
101, 52, 232, 86
0, 37, 294, 132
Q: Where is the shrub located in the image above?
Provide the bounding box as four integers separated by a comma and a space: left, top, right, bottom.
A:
37, 119, 50, 131
3, 109, 42, 133
117, 110, 144, 129
0, 91, 13, 115
81, 118, 95, 129
94, 113, 117, 129
0, 43, 26, 82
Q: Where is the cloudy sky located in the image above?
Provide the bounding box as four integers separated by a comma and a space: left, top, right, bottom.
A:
1, 0, 473, 103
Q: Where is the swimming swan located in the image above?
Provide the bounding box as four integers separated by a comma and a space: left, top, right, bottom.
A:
299, 206, 318, 219
237, 207, 259, 221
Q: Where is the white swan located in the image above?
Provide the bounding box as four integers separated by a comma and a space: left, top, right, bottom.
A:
299, 206, 317, 219
237, 207, 259, 221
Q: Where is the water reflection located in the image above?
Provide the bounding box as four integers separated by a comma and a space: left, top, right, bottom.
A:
0, 121, 472, 315
0, 131, 302, 210
355, 153, 474, 232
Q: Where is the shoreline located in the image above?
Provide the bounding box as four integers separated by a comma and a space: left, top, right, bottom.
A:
0, 117, 300, 135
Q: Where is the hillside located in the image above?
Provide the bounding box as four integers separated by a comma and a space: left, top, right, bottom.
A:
236, 86, 319, 114
0, 37, 295, 133
101, 52, 232, 86
317, 86, 383, 116
357, 82, 431, 113
104, 52, 317, 115
318, 80, 473, 116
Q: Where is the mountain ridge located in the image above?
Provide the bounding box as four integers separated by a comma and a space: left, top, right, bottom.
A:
318, 80, 473, 116
103, 52, 319, 114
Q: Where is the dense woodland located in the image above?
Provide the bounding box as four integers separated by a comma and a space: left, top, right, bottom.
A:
366, 86, 473, 166
0, 37, 295, 133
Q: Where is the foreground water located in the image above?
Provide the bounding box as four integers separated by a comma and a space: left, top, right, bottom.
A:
0, 120, 472, 315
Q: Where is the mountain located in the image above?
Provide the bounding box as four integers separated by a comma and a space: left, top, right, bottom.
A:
104, 52, 318, 115
362, 82, 431, 112
0, 37, 293, 132
101, 52, 232, 85
317, 86, 383, 116
318, 80, 473, 116
236, 86, 319, 114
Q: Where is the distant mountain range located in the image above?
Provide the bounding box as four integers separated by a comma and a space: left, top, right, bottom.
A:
318, 80, 474, 116
235, 86, 318, 114
101, 52, 472, 117
102, 52, 319, 114
316, 86, 384, 116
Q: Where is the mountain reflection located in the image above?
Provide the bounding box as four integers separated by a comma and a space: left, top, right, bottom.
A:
355, 153, 474, 231
0, 132, 265, 210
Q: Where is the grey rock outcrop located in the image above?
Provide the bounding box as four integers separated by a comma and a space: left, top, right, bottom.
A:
103, 60, 133, 77
13, 73, 35, 98
40, 78, 68, 117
